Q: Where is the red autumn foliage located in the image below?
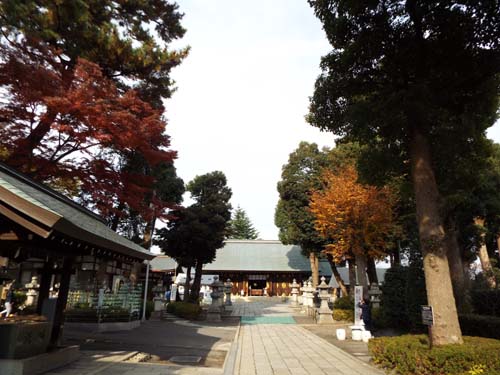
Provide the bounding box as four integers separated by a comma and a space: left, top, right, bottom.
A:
0, 41, 176, 222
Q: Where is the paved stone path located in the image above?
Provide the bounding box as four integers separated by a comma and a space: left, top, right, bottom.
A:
231, 298, 384, 375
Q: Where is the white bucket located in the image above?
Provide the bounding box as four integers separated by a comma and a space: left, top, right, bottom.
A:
362, 330, 372, 342
336, 328, 346, 341
352, 329, 363, 341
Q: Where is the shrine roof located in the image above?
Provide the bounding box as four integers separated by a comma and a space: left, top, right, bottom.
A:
0, 162, 154, 261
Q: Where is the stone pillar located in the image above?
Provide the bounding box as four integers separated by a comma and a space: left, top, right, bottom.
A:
368, 283, 382, 309
317, 276, 334, 324
25, 276, 40, 307
207, 276, 223, 322
224, 279, 233, 308
290, 279, 299, 306
152, 281, 166, 312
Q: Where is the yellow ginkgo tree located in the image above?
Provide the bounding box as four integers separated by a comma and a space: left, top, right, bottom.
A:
310, 166, 401, 295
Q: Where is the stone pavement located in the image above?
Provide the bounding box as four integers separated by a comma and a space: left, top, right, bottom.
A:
42, 298, 384, 375
230, 298, 384, 375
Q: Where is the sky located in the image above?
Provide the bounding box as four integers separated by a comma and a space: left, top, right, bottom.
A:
165, 1, 335, 240
165, 0, 500, 241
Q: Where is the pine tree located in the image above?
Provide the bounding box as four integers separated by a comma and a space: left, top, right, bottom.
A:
228, 206, 259, 240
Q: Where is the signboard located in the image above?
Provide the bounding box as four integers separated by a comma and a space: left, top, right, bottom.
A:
354, 285, 363, 325
421, 305, 434, 326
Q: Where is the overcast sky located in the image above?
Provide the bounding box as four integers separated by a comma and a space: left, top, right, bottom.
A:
165, 1, 500, 241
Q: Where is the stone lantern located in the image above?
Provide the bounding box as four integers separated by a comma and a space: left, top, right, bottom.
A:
290, 279, 300, 306
224, 278, 233, 308
25, 276, 40, 306
207, 276, 223, 322
316, 276, 334, 324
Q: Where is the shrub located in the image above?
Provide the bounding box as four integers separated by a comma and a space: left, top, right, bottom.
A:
459, 314, 500, 340
381, 263, 427, 332
333, 309, 354, 322
369, 334, 500, 375
166, 302, 201, 320
333, 296, 354, 310
12, 291, 27, 307
470, 290, 500, 317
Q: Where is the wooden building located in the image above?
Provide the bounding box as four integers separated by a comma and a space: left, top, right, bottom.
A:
0, 162, 154, 348
151, 240, 334, 296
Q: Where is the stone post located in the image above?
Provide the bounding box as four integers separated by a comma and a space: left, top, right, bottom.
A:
317, 276, 334, 324
207, 276, 223, 322
290, 279, 299, 306
368, 283, 382, 309
25, 276, 40, 307
152, 281, 166, 312
224, 279, 233, 309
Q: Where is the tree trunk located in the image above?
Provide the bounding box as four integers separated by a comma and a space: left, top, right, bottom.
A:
409, 127, 462, 345
445, 220, 470, 313
309, 252, 319, 288
7, 68, 75, 171
348, 258, 356, 297
326, 254, 348, 296
355, 253, 369, 298
143, 217, 156, 249
367, 257, 378, 285
189, 260, 204, 303
183, 265, 191, 301
474, 217, 496, 288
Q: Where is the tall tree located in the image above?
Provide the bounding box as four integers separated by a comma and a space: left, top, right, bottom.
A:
310, 166, 400, 296
156, 171, 232, 302
228, 206, 259, 240
308, 0, 500, 345
275, 142, 329, 287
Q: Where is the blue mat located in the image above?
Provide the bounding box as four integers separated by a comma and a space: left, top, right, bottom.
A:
241, 316, 296, 325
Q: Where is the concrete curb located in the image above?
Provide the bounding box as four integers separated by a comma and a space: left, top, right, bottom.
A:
222, 320, 241, 375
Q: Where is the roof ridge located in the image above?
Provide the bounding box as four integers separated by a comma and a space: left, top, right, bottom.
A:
0, 162, 105, 224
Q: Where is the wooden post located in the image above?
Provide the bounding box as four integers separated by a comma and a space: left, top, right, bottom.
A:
50, 256, 74, 347
36, 259, 53, 315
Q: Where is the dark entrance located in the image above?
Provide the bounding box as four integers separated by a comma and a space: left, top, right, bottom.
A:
248, 275, 267, 296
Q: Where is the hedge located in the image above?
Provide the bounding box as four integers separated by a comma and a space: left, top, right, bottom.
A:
333, 296, 354, 310
459, 314, 500, 340
369, 335, 500, 375
166, 302, 201, 320
333, 309, 354, 322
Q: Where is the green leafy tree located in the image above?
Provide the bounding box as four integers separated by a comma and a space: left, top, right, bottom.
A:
275, 142, 328, 287
308, 0, 500, 345
156, 171, 232, 302
228, 206, 259, 240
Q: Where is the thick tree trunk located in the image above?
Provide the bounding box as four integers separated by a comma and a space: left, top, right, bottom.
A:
309, 252, 319, 288
348, 258, 356, 297
474, 217, 496, 288
409, 127, 462, 345
326, 254, 348, 296
445, 220, 470, 313
367, 257, 378, 285
189, 260, 204, 303
355, 253, 369, 298
143, 217, 156, 249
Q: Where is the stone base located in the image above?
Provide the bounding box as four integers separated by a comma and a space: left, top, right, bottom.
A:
65, 320, 140, 333
317, 313, 334, 324
0, 345, 80, 375
206, 311, 221, 322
